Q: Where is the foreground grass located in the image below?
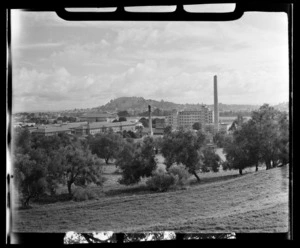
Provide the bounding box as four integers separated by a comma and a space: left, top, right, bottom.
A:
12, 165, 289, 233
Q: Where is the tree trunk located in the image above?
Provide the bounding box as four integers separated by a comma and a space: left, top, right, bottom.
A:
23, 194, 32, 207
272, 160, 278, 168
105, 157, 110, 164
266, 161, 271, 170
192, 171, 201, 182
255, 163, 259, 172
67, 181, 73, 195
239, 168, 243, 175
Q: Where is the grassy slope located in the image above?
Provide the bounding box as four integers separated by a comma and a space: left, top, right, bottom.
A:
12, 165, 289, 233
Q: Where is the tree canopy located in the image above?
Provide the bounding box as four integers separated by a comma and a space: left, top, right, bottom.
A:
192, 122, 202, 131
160, 129, 207, 182
116, 137, 157, 185
12, 128, 105, 205
224, 104, 289, 174
89, 132, 124, 164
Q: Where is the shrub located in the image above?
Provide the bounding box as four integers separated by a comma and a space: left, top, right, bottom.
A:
168, 164, 190, 187
146, 168, 176, 192
221, 161, 231, 171
72, 187, 99, 202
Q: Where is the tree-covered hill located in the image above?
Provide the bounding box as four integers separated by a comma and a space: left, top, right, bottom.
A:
91, 96, 288, 115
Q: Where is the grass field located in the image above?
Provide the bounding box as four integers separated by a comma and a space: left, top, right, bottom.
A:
12, 160, 289, 233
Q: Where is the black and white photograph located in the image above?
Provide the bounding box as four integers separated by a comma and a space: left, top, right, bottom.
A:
7, 3, 291, 242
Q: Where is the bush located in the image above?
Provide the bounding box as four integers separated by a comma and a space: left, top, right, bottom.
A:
72, 187, 100, 202
146, 168, 176, 192
221, 161, 231, 171
168, 164, 190, 187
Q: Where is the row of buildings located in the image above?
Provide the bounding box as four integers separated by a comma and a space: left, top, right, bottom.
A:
165, 105, 213, 129
28, 118, 142, 137
165, 107, 229, 134
18, 75, 230, 137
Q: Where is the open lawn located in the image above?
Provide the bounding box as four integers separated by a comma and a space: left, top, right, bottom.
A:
12, 163, 289, 233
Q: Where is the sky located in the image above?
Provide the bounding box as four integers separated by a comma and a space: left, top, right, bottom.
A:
10, 5, 289, 113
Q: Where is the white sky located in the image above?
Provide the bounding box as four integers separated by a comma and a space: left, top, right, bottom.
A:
11, 7, 289, 113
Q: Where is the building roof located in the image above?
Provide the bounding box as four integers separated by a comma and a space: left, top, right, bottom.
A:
75, 121, 138, 130
32, 126, 71, 133
60, 122, 88, 129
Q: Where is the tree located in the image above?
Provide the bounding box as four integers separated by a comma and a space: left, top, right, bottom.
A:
276, 112, 289, 166
213, 131, 228, 148
13, 152, 48, 207
116, 137, 157, 185
117, 110, 130, 117
192, 122, 202, 131
163, 125, 172, 136
251, 104, 285, 170
63, 142, 104, 195
118, 116, 127, 122
13, 128, 32, 154
224, 121, 260, 175
139, 118, 149, 128
201, 147, 221, 173
160, 129, 207, 182
223, 104, 289, 173
228, 114, 245, 132
31, 132, 72, 151
89, 132, 124, 164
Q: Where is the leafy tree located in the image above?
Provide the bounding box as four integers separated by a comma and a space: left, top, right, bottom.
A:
117, 110, 130, 117
168, 163, 190, 186
13, 128, 32, 154
146, 168, 176, 192
163, 125, 172, 136
122, 130, 137, 139
31, 132, 72, 151
228, 114, 245, 132
13, 152, 48, 207
224, 120, 260, 175
116, 137, 157, 185
192, 122, 202, 131
118, 116, 127, 122
89, 132, 124, 164
63, 143, 105, 195
224, 104, 289, 173
160, 129, 207, 182
152, 108, 163, 116
213, 131, 230, 148
139, 118, 149, 128
201, 147, 221, 173
251, 104, 285, 169
276, 112, 289, 166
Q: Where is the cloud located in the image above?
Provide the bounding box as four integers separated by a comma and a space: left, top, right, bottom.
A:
11, 11, 289, 112
14, 42, 64, 50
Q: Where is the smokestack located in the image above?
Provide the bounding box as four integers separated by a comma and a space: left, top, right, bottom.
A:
148, 105, 153, 136
214, 75, 219, 131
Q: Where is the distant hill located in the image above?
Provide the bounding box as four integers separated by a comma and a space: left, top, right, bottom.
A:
91, 97, 289, 115
92, 97, 183, 114
18, 98, 288, 116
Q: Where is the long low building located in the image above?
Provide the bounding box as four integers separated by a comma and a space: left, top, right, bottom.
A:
31, 126, 72, 136
79, 112, 117, 122
74, 121, 141, 136
30, 121, 142, 137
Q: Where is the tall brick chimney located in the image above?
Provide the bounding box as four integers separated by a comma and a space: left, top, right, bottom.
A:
148, 105, 153, 136
214, 75, 219, 131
